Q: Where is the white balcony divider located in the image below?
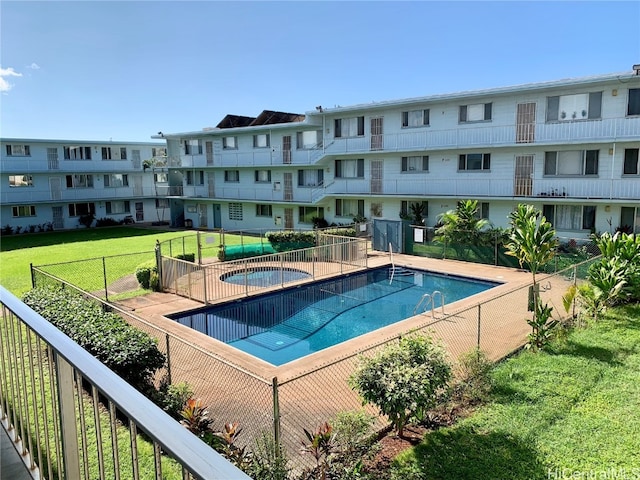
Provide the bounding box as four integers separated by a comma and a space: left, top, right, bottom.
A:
0, 286, 250, 480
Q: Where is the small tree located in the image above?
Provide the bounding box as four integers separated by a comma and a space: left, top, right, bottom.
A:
349, 334, 451, 437
434, 200, 490, 259
505, 204, 559, 350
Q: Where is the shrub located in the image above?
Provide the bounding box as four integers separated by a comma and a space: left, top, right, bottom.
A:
135, 261, 158, 289
266, 231, 316, 252
78, 213, 95, 228
175, 253, 196, 262
1, 225, 14, 235
95, 217, 122, 227
149, 271, 161, 292
249, 432, 289, 480
454, 348, 493, 403
350, 334, 452, 437
152, 381, 194, 419
322, 227, 357, 237
22, 287, 166, 392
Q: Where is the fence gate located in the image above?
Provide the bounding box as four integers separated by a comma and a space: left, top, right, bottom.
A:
372, 219, 402, 253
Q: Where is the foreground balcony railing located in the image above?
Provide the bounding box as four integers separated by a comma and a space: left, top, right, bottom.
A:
0, 286, 250, 480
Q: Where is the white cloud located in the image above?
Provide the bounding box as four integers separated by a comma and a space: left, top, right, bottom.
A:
27, 63, 40, 70
0, 66, 23, 92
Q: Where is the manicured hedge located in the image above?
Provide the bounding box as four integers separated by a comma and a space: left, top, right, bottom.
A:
23, 287, 166, 392
265, 231, 316, 252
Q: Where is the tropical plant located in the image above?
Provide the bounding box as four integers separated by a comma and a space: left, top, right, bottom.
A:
249, 432, 289, 480
179, 398, 214, 438
434, 200, 490, 259
349, 334, 451, 437
454, 348, 494, 403
505, 204, 559, 350
300, 422, 336, 480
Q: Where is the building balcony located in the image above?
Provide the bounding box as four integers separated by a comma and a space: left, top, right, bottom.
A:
1, 186, 160, 204
0, 286, 249, 480
323, 117, 640, 157
0, 159, 145, 173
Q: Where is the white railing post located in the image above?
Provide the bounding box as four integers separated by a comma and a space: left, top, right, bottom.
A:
54, 354, 81, 479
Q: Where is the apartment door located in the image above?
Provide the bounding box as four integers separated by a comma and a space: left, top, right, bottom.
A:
212, 204, 221, 228
370, 160, 383, 194
205, 141, 213, 165
133, 175, 143, 196
198, 204, 208, 228
49, 177, 61, 200
47, 148, 59, 170
51, 206, 64, 229
208, 173, 215, 197
514, 155, 534, 196
516, 103, 536, 143
282, 136, 292, 164
283, 172, 293, 201
131, 149, 141, 169
284, 208, 294, 229
135, 202, 144, 221
370, 117, 383, 150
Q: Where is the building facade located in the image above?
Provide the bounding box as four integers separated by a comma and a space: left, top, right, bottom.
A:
2, 71, 639, 238
156, 71, 640, 238
1, 139, 167, 231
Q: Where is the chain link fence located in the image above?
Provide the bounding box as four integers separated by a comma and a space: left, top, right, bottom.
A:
406, 226, 601, 272
30, 255, 600, 472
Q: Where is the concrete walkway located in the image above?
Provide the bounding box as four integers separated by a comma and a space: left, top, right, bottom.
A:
1, 422, 32, 480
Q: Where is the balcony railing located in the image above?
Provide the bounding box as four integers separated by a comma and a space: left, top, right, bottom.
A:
324, 117, 640, 156
0, 286, 250, 480
1, 186, 162, 205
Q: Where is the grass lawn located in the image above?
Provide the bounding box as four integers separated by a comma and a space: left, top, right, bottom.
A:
392, 303, 640, 479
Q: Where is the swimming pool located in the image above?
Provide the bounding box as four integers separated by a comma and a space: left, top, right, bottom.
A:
170, 266, 499, 366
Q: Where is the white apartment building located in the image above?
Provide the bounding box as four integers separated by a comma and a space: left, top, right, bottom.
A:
156, 70, 640, 238
0, 139, 167, 231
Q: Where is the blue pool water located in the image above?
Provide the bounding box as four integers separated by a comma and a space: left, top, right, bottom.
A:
170, 266, 499, 366
221, 266, 312, 287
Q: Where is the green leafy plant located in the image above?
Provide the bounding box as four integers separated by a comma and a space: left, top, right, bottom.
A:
349, 334, 451, 437
175, 252, 196, 262
434, 200, 490, 259
155, 381, 194, 419
249, 432, 289, 480
179, 398, 214, 438
135, 261, 158, 289
22, 286, 166, 392
78, 213, 96, 228
505, 204, 559, 351
454, 348, 494, 403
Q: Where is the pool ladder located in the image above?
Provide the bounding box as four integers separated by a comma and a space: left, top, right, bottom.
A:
413, 290, 445, 318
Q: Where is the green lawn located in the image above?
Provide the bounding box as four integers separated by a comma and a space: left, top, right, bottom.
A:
392, 303, 640, 479
0, 227, 197, 296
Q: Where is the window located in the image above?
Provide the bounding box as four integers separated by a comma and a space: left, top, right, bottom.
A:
12, 205, 36, 217
544, 150, 599, 176
229, 203, 243, 220
299, 206, 324, 224
402, 109, 430, 127
335, 199, 365, 218
628, 89, 640, 116
623, 148, 639, 175
9, 175, 33, 187
104, 174, 129, 187
186, 170, 205, 186
477, 202, 490, 220
101, 147, 126, 160
458, 153, 490, 171
254, 170, 272, 183
222, 136, 238, 149
401, 156, 429, 172
155, 198, 169, 209
154, 173, 168, 183
543, 204, 596, 231
68, 203, 95, 217
459, 103, 492, 123
296, 130, 323, 149
546, 92, 602, 122
184, 140, 203, 155
106, 201, 130, 214
64, 146, 91, 160
256, 204, 272, 217
297, 169, 324, 187
335, 159, 364, 178
334, 116, 364, 138
6, 145, 30, 156
224, 170, 240, 182
151, 147, 167, 157
66, 174, 94, 188
253, 134, 270, 148
400, 201, 429, 219
620, 206, 640, 233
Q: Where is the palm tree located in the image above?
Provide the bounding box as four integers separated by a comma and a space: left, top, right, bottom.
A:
434, 200, 489, 259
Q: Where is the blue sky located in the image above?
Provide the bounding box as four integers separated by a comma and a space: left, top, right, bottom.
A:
1, 1, 639, 142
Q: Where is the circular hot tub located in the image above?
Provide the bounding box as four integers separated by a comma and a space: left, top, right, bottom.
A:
220, 266, 312, 287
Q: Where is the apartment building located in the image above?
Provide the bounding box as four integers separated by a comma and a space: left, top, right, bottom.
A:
1, 139, 167, 231
156, 70, 640, 238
